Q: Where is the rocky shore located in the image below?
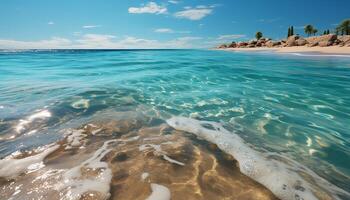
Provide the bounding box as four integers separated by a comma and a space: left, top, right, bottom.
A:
217, 34, 350, 49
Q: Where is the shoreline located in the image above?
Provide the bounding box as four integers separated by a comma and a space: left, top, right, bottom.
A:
218, 46, 350, 56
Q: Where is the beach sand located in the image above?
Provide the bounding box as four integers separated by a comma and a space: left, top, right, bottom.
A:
221, 46, 350, 55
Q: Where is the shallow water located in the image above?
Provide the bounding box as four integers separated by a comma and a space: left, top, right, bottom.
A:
0, 49, 349, 200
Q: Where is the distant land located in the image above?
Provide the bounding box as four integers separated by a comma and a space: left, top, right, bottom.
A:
216, 19, 350, 54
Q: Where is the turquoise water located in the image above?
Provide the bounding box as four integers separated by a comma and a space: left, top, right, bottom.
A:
0, 49, 349, 197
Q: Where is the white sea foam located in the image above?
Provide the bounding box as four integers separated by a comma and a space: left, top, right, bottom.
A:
0, 144, 59, 179
289, 53, 350, 58
141, 172, 149, 181
57, 140, 116, 200
15, 110, 51, 133
139, 144, 185, 166
145, 183, 171, 200
167, 116, 349, 200
71, 99, 90, 109
64, 129, 86, 149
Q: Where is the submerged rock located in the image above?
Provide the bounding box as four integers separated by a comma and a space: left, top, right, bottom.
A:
0, 118, 278, 200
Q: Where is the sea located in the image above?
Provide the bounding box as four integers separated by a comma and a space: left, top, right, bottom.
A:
0, 49, 349, 200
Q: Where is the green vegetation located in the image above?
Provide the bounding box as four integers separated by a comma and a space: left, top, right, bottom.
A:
323, 29, 330, 35
312, 28, 318, 36
255, 31, 263, 40
304, 25, 315, 36
287, 26, 294, 38
336, 19, 350, 35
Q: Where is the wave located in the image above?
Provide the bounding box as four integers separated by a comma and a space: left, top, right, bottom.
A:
167, 116, 350, 200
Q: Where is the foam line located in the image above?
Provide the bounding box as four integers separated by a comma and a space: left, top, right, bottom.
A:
0, 144, 59, 179
146, 183, 171, 200
167, 116, 349, 200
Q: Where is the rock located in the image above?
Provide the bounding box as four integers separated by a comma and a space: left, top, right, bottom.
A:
266, 41, 281, 47
318, 41, 332, 47
256, 39, 265, 46
306, 34, 337, 47
286, 35, 300, 47
308, 42, 318, 47
228, 42, 237, 48
338, 35, 350, 45
247, 44, 256, 48
332, 39, 341, 45
237, 42, 248, 48
218, 44, 227, 49
248, 40, 257, 45
296, 38, 308, 46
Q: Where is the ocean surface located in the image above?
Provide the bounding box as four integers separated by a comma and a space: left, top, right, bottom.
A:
0, 49, 349, 200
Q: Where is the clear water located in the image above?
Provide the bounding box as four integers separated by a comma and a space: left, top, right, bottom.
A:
0, 49, 349, 196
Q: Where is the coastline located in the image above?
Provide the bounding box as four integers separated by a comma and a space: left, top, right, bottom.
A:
219, 46, 350, 55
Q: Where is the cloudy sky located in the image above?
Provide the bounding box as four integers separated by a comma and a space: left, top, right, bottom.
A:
0, 0, 349, 49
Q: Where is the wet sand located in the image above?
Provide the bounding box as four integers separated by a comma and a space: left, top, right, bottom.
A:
0, 117, 278, 200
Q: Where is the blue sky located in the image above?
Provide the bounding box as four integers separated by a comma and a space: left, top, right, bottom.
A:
0, 0, 349, 49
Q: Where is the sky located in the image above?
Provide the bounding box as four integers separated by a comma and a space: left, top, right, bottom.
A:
0, 0, 349, 49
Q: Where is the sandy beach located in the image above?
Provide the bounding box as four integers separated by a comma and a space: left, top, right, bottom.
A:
221, 46, 350, 55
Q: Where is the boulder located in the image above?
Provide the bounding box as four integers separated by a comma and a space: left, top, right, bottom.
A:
218, 44, 227, 49
247, 44, 256, 48
332, 39, 341, 46
338, 35, 350, 45
237, 42, 248, 48
308, 42, 318, 47
256, 40, 265, 46
266, 41, 281, 47
296, 38, 308, 46
306, 34, 337, 46
248, 40, 257, 45
318, 41, 332, 47
228, 42, 237, 48
286, 35, 300, 47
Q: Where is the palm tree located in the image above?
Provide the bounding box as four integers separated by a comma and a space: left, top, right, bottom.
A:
336, 19, 350, 35
312, 29, 318, 36
304, 25, 314, 36
287, 27, 291, 37
255, 32, 263, 40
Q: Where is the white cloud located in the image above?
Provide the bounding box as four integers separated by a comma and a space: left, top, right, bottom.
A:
217, 34, 246, 40
154, 28, 174, 33
0, 37, 72, 49
128, 2, 167, 14
168, 0, 179, 4
82, 25, 101, 29
174, 7, 212, 20
48, 21, 54, 25
0, 34, 208, 49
